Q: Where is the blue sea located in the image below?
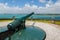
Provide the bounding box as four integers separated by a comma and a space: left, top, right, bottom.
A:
0, 14, 60, 20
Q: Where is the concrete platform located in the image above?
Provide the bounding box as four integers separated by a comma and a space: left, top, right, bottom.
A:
0, 21, 11, 33
0, 21, 60, 40
26, 21, 60, 40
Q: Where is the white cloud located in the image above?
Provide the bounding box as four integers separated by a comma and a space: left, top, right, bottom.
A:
46, 4, 50, 7
46, 0, 53, 6
0, 3, 22, 13
5, 3, 8, 6
0, 1, 60, 14
39, 0, 46, 3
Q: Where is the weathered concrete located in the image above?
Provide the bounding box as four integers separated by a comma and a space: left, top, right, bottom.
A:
26, 21, 60, 40
0, 21, 60, 40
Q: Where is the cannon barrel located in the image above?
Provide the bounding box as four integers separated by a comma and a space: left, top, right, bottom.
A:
7, 12, 34, 31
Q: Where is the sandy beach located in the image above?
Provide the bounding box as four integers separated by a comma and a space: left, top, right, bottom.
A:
0, 21, 60, 40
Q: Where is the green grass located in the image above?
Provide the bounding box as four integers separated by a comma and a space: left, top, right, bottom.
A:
27, 20, 60, 25
0, 19, 60, 25
27, 20, 51, 23
0, 20, 13, 22
55, 21, 60, 25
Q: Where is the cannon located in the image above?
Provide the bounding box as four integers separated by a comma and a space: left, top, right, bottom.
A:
7, 12, 34, 31
0, 12, 34, 40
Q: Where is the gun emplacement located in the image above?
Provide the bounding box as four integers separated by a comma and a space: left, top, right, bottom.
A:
0, 12, 34, 40
7, 12, 34, 31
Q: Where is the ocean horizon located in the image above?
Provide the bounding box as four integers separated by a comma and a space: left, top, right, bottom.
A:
0, 14, 60, 20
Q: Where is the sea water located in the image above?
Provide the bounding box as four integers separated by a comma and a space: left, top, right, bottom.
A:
0, 14, 60, 20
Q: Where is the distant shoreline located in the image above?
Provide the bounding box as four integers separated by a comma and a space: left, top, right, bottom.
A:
0, 18, 60, 21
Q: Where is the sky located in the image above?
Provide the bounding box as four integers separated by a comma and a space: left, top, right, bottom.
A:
0, 0, 60, 14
